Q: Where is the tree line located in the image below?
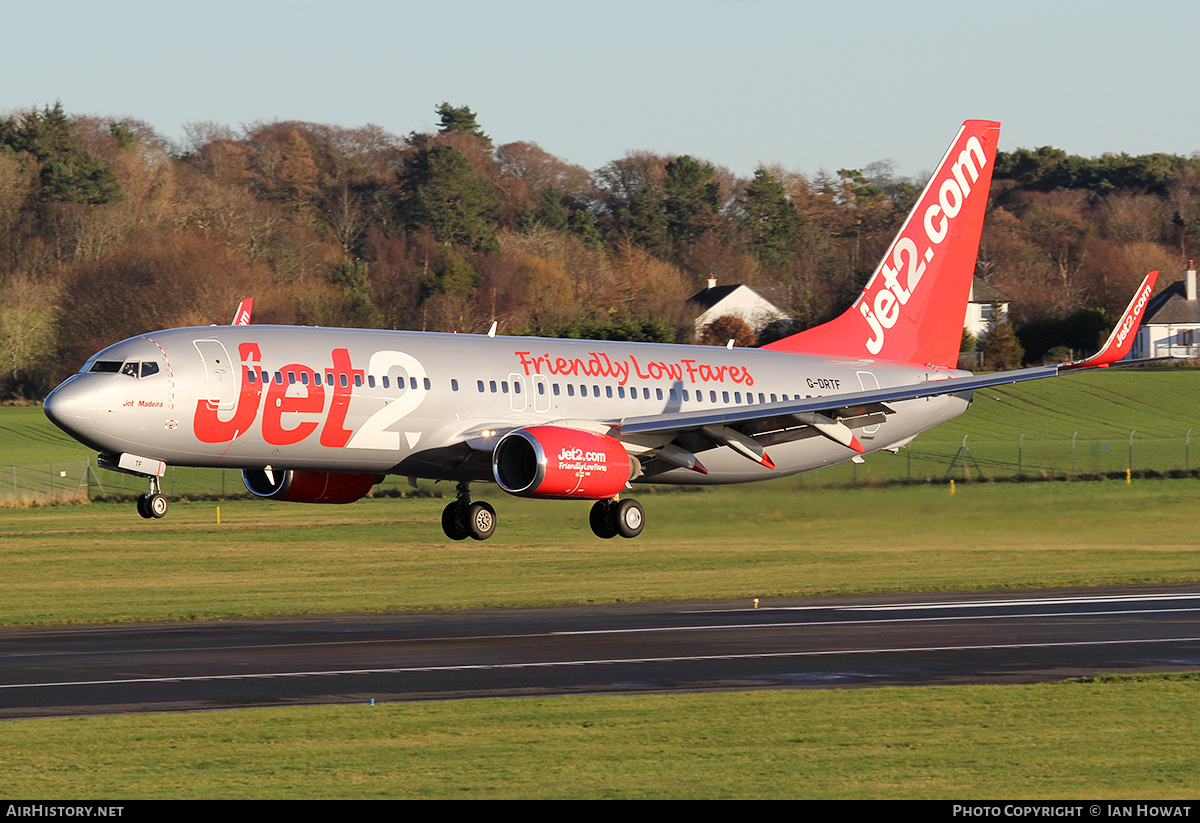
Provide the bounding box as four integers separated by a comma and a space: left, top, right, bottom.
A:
1, 101, 1197, 398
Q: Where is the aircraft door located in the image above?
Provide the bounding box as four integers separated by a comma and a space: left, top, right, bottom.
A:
856, 370, 881, 435
193, 339, 237, 412
531, 375, 550, 413
509, 373, 528, 412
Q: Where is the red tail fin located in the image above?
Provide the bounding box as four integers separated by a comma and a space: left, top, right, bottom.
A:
763, 120, 1001, 368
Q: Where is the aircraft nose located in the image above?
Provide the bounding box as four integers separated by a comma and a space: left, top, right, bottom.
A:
44, 377, 98, 440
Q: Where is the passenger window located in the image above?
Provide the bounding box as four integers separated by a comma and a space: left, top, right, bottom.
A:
288, 371, 297, 385
567, 384, 575, 397
710, 391, 717, 402
424, 378, 431, 390
501, 381, 509, 393
313, 373, 321, 386
643, 388, 650, 400
354, 375, 363, 387
618, 386, 625, 398
452, 379, 459, 392
514, 382, 521, 394
553, 383, 560, 396
339, 374, 347, 388
656, 388, 663, 400
593, 385, 600, 397
248, 371, 257, 384
382, 376, 389, 388
326, 372, 334, 385
302, 372, 310, 386
537, 382, 545, 395
734, 392, 741, 403
367, 375, 375, 388
490, 381, 497, 393
722, 391, 729, 403
477, 380, 485, 392
276, 371, 284, 385
410, 377, 418, 390
606, 386, 613, 398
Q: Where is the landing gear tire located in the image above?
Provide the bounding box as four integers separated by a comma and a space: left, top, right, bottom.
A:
589, 500, 619, 539
613, 499, 644, 538
466, 502, 496, 541
442, 501, 470, 541
136, 494, 153, 519
148, 493, 168, 519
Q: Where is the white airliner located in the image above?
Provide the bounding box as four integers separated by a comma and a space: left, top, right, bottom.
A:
43, 121, 1158, 540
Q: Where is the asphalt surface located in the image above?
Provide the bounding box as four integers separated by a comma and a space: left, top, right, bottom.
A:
2, 583, 1199, 717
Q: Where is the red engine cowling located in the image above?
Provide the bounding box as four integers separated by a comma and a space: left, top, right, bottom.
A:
492, 426, 636, 499
241, 469, 381, 504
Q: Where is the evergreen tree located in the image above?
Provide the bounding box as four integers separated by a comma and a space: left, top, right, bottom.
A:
397, 144, 500, 251
979, 307, 1024, 370
739, 168, 802, 268
663, 155, 719, 250
0, 102, 122, 205
436, 102, 489, 143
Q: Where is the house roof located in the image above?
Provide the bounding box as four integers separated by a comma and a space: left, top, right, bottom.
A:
1143, 279, 1200, 325
687, 283, 742, 310
969, 277, 1007, 304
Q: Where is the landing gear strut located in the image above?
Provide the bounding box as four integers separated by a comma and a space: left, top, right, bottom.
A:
441, 481, 496, 541
589, 497, 644, 539
135, 477, 168, 520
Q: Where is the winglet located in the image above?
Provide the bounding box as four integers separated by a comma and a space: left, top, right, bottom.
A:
232, 298, 253, 326
1063, 271, 1157, 370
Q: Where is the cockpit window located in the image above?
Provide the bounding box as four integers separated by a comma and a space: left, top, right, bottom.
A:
89, 360, 160, 378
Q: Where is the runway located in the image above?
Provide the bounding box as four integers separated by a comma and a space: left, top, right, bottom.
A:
2, 583, 1199, 717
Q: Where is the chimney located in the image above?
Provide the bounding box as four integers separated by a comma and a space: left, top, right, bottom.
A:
707, 277, 717, 290
1188, 261, 1196, 302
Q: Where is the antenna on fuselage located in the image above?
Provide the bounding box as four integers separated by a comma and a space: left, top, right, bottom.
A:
487, 321, 497, 338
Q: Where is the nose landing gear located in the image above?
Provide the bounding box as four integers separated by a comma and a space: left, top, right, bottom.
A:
135, 477, 168, 519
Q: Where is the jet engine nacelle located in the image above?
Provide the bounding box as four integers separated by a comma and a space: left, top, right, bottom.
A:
493, 426, 637, 500
241, 468, 381, 504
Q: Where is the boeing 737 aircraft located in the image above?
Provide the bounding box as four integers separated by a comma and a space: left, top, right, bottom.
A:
43, 121, 1158, 540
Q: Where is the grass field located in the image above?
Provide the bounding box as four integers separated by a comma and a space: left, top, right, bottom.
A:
3, 676, 1198, 799
1, 479, 1198, 625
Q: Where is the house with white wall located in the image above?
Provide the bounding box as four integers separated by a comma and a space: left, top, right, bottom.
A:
1131, 266, 1200, 360
688, 278, 789, 337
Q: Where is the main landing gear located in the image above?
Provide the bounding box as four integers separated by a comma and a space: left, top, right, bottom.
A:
589, 497, 644, 539
441, 481, 496, 541
135, 477, 168, 520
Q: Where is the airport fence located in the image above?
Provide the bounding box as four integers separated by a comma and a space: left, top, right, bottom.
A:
4, 430, 1199, 505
